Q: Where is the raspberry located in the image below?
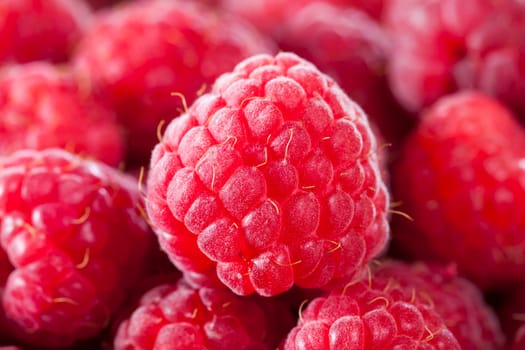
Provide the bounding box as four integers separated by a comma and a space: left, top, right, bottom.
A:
392, 92, 525, 288
283, 260, 503, 349
146, 52, 390, 296
113, 278, 295, 350
73, 0, 274, 166
218, 0, 384, 37
0, 0, 92, 64
279, 2, 411, 145
0, 149, 153, 348
385, 0, 525, 115
0, 63, 125, 166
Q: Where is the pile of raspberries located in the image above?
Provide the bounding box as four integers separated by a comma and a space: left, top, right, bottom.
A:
1, 0, 524, 349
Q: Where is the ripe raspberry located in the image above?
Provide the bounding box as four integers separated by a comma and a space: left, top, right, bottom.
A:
113, 278, 295, 350
385, 0, 525, 115
0, 149, 153, 348
279, 2, 412, 145
283, 260, 503, 349
0, 0, 92, 64
73, 0, 275, 166
146, 52, 390, 296
393, 92, 525, 288
218, 0, 384, 37
0, 63, 125, 166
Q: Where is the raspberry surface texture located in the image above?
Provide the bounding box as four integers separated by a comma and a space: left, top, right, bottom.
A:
113, 279, 295, 350
147, 52, 390, 296
0, 0, 91, 64
284, 260, 503, 349
279, 2, 411, 145
385, 0, 525, 115
0, 63, 124, 166
73, 0, 274, 166
393, 91, 525, 289
0, 149, 153, 348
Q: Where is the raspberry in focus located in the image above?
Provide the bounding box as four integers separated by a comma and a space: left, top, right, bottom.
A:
147, 52, 390, 296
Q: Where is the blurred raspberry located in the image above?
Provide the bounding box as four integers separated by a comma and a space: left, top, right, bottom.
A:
384, 0, 525, 116
0, 149, 154, 348
218, 0, 384, 38
147, 52, 390, 296
393, 92, 525, 289
73, 0, 275, 166
113, 278, 295, 349
0, 0, 92, 64
0, 62, 125, 166
279, 2, 412, 146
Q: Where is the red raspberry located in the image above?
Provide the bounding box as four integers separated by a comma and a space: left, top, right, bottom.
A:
0, 63, 124, 166
218, 0, 384, 37
393, 92, 525, 289
385, 0, 525, 115
279, 2, 412, 145
73, 0, 275, 166
113, 278, 295, 350
146, 52, 390, 296
0, 0, 92, 64
0, 149, 153, 348
283, 260, 503, 349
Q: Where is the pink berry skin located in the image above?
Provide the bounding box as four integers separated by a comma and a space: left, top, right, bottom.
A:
0, 149, 154, 348
0, 0, 92, 64
392, 91, 525, 289
384, 0, 525, 116
283, 260, 503, 350
113, 278, 295, 350
73, 0, 275, 166
146, 52, 390, 297
0, 62, 125, 167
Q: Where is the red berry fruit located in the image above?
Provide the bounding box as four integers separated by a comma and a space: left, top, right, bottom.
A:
393, 91, 525, 289
73, 0, 275, 166
385, 0, 525, 116
0, 0, 92, 64
0, 63, 125, 166
283, 260, 503, 349
146, 52, 390, 296
0, 149, 153, 348
279, 2, 411, 146
113, 278, 295, 350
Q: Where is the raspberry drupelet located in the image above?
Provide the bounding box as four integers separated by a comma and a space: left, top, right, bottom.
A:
146, 52, 390, 297
0, 63, 125, 166
283, 260, 504, 349
73, 0, 275, 166
113, 278, 295, 350
0, 149, 154, 348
